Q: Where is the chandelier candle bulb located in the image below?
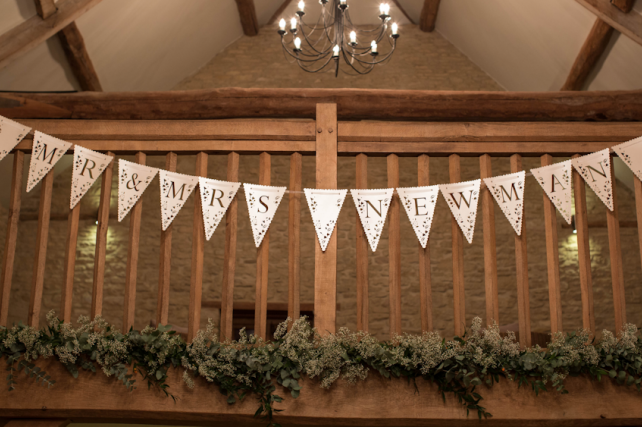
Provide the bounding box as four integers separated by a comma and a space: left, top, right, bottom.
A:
371, 40, 378, 54
333, 45, 340, 56
290, 17, 297, 32
294, 37, 302, 51
297, 0, 305, 16
349, 31, 357, 45
391, 22, 398, 36
278, 18, 286, 35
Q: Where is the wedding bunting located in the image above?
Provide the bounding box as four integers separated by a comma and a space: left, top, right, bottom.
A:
304, 188, 348, 251
483, 171, 526, 235
396, 186, 439, 248
613, 136, 642, 182
118, 159, 159, 222
70, 146, 114, 209
530, 160, 573, 224
351, 188, 394, 252
27, 131, 72, 192
159, 170, 199, 231
244, 183, 286, 248
199, 177, 241, 241
572, 149, 614, 211
439, 180, 481, 244
0, 115, 30, 163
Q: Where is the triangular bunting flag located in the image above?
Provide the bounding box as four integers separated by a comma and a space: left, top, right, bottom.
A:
70, 146, 114, 209
304, 188, 348, 251
613, 136, 642, 182
350, 188, 394, 252
572, 149, 613, 211
244, 183, 286, 248
483, 171, 526, 235
27, 131, 72, 192
439, 180, 481, 244
199, 177, 241, 241
0, 116, 30, 163
118, 159, 159, 222
530, 160, 573, 224
159, 170, 199, 231
396, 186, 439, 248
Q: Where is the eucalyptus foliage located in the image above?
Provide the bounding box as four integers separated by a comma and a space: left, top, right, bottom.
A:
2, 311, 642, 427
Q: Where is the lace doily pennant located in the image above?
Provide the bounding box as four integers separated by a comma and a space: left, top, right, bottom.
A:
118, 159, 159, 222
396, 186, 439, 248
483, 171, 526, 236
530, 160, 573, 224
70, 146, 114, 209
26, 131, 72, 192
304, 188, 348, 251
350, 188, 394, 252
572, 149, 613, 211
613, 136, 642, 182
439, 179, 481, 244
199, 177, 241, 241
0, 115, 31, 163
244, 183, 286, 248
159, 170, 198, 231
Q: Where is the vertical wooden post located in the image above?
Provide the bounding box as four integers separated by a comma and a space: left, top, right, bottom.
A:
480, 154, 499, 326
541, 154, 563, 335
61, 203, 81, 323
0, 151, 24, 326
288, 153, 302, 325
449, 154, 466, 336
315, 103, 338, 336
635, 176, 642, 282
157, 152, 177, 325
606, 160, 626, 332
123, 152, 146, 332
220, 152, 239, 341
572, 154, 595, 334
255, 153, 271, 340
188, 152, 208, 341
387, 154, 402, 337
355, 154, 369, 332
418, 154, 433, 333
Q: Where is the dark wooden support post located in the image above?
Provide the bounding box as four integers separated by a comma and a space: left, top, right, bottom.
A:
58, 22, 103, 91
420, 0, 441, 32
611, 0, 635, 13
235, 0, 259, 36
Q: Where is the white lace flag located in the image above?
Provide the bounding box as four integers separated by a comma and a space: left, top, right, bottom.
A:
118, 159, 159, 222
572, 149, 613, 211
27, 131, 72, 192
439, 180, 481, 244
613, 136, 642, 182
199, 177, 241, 241
304, 188, 348, 251
0, 115, 30, 163
350, 188, 394, 252
396, 186, 439, 248
244, 183, 286, 248
70, 146, 114, 209
483, 171, 526, 235
530, 160, 573, 224
159, 170, 198, 231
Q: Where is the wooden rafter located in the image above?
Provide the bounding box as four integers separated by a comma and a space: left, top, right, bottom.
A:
57, 22, 102, 91
35, 0, 58, 19
576, 0, 642, 47
420, 0, 441, 32
268, 0, 293, 25
611, 0, 635, 13
235, 0, 259, 36
391, 0, 416, 25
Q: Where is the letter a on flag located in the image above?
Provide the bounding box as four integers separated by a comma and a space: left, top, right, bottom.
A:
531, 160, 572, 224
27, 131, 72, 192
244, 183, 286, 248
350, 188, 394, 252
304, 188, 348, 251
159, 170, 198, 231
613, 136, 642, 182
118, 159, 159, 221
70, 146, 114, 209
483, 171, 526, 235
439, 180, 481, 244
0, 115, 30, 163
572, 149, 613, 211
199, 177, 241, 241
396, 186, 439, 248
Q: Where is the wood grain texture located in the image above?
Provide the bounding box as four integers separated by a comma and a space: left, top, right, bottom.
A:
314, 103, 338, 336
157, 152, 177, 326
288, 153, 302, 325
255, 152, 271, 340
90, 151, 114, 319
220, 152, 239, 341
479, 154, 499, 326
611, 0, 635, 13
387, 154, 402, 337
449, 154, 466, 337
123, 152, 146, 332
34, 0, 58, 19
418, 154, 433, 332
4, 420, 69, 427
188, 152, 208, 341
562, 18, 614, 91
61, 203, 81, 323
510, 154, 531, 348
541, 154, 563, 335
576, 0, 642, 46
235, 0, 259, 36
606, 160, 626, 332
0, 151, 24, 327
268, 0, 292, 25
57, 22, 103, 91
420, 0, 441, 32
572, 154, 595, 334
356, 153, 369, 332
635, 176, 642, 283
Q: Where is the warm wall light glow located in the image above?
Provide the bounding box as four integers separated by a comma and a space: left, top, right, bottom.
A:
279, 18, 286, 31
294, 37, 302, 50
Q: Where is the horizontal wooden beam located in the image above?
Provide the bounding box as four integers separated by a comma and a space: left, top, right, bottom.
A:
420, 0, 441, 32
562, 18, 614, 91
576, 0, 642, 47
1, 88, 642, 121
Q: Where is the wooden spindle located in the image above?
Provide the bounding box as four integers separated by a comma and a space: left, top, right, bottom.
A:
606, 160, 626, 332
255, 152, 271, 340
418, 154, 433, 333
387, 154, 402, 337
220, 152, 239, 341
449, 154, 466, 336
61, 203, 81, 323
635, 176, 642, 282
0, 151, 24, 326
356, 153, 369, 332
188, 152, 208, 341
157, 152, 177, 325
480, 154, 499, 326
288, 153, 302, 325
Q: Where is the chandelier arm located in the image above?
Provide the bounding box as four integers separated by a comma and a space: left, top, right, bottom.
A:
295, 54, 336, 73
345, 39, 396, 66
300, 26, 334, 55
340, 49, 375, 75
281, 39, 333, 63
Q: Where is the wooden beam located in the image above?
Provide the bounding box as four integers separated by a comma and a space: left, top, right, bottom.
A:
268, 0, 293, 25
0, 0, 103, 70
235, 0, 259, 37
391, 0, 416, 25
611, 0, 635, 14
58, 22, 103, 91
576, 0, 642, 47
420, 0, 441, 32
35, 0, 58, 19
561, 18, 614, 91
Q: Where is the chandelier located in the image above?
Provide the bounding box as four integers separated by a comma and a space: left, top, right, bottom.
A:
277, 0, 399, 76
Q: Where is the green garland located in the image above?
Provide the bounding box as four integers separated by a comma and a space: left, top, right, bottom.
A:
2, 311, 642, 427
